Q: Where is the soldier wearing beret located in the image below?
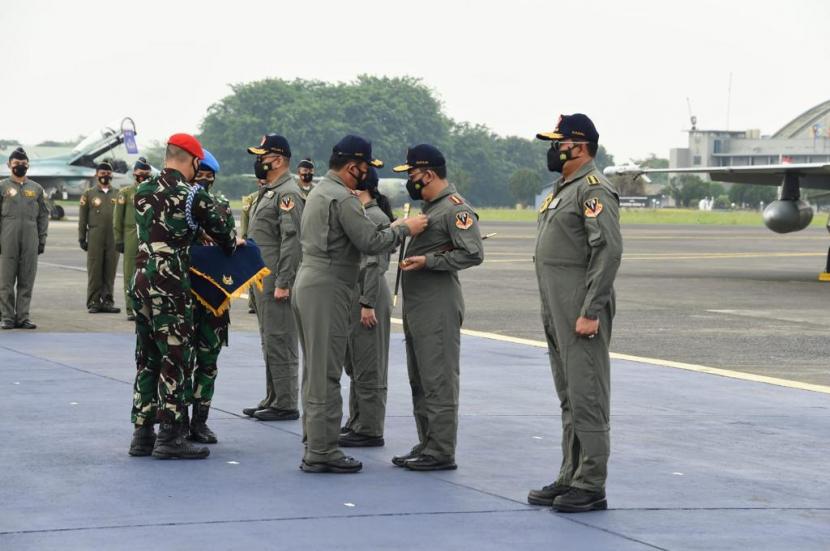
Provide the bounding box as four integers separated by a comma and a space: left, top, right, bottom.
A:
527, 114, 622, 513
241, 134, 306, 422
292, 135, 427, 473
0, 147, 49, 329
114, 157, 152, 321
391, 144, 484, 471
79, 161, 120, 313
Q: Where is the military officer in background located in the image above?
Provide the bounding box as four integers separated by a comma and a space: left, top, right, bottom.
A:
391, 144, 484, 471
79, 161, 120, 313
0, 147, 49, 329
240, 182, 264, 314
341, 167, 396, 448
242, 134, 306, 422
527, 114, 622, 513
114, 157, 152, 321
297, 158, 316, 198
293, 135, 427, 474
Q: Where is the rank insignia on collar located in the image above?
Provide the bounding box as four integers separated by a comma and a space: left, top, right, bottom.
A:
92, 197, 102, 207
266, 190, 275, 198
455, 211, 474, 230
584, 197, 603, 218
586, 174, 600, 185
279, 196, 295, 211
449, 194, 464, 205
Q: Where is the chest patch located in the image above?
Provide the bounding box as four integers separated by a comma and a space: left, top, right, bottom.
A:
584, 198, 603, 218
92, 197, 102, 208
455, 211, 474, 230
279, 196, 295, 212
23, 190, 36, 198
6, 187, 18, 198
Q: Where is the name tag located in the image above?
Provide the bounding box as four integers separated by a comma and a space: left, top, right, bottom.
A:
548, 197, 562, 210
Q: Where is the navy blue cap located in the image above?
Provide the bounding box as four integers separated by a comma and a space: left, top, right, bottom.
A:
536, 113, 599, 143
134, 156, 151, 171
96, 161, 113, 171
297, 158, 315, 169
332, 134, 383, 168
9, 147, 28, 161
248, 134, 292, 158
392, 144, 446, 173
365, 166, 379, 189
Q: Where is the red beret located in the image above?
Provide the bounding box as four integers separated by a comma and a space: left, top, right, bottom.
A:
167, 133, 204, 160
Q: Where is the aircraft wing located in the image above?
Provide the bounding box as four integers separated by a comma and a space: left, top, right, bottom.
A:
604, 163, 830, 190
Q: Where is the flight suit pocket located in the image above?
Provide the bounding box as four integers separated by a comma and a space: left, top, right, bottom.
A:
565, 343, 606, 431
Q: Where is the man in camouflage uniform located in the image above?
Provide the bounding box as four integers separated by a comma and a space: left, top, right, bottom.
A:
128, 134, 240, 460
527, 114, 622, 513
292, 135, 427, 473
79, 161, 120, 314
392, 144, 484, 472
0, 147, 49, 330
186, 149, 234, 444
242, 134, 306, 422
114, 157, 152, 321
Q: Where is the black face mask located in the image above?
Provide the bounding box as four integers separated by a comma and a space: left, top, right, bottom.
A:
406, 176, 426, 200
547, 143, 578, 173
300, 172, 314, 184
135, 174, 148, 184
254, 158, 272, 180
98, 176, 112, 186
194, 177, 214, 189
11, 165, 28, 178
350, 165, 368, 188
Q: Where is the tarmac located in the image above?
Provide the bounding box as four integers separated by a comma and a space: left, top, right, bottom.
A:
1, 214, 829, 550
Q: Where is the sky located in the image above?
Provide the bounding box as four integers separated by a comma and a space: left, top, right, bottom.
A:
2, 0, 829, 163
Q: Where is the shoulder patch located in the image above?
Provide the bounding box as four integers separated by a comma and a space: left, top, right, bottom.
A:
584, 198, 604, 218
118, 195, 126, 205
455, 210, 474, 230
79, 194, 87, 206
449, 194, 464, 205
586, 174, 600, 185
279, 196, 295, 212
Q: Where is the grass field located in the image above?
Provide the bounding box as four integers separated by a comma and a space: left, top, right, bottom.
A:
55, 200, 827, 227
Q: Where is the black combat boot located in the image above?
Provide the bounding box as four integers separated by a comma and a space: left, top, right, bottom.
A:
189, 403, 218, 443
527, 482, 571, 506
128, 424, 156, 456
151, 422, 209, 459
338, 431, 384, 448
552, 487, 607, 513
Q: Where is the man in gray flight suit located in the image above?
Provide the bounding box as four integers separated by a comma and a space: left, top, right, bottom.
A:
341, 167, 395, 448
292, 135, 428, 474
392, 144, 484, 471
0, 147, 49, 330
242, 134, 306, 421
79, 161, 120, 314
527, 114, 622, 513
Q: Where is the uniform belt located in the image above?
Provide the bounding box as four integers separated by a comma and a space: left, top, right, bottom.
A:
301, 255, 359, 278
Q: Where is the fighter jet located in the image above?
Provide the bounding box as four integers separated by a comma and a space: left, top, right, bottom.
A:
603, 161, 830, 279
0, 118, 145, 219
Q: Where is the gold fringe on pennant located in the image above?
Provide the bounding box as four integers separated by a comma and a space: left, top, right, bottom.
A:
189, 265, 271, 317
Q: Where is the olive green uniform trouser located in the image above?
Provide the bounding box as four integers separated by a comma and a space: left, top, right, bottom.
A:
292, 259, 357, 463
536, 264, 612, 492
87, 226, 118, 308
254, 272, 299, 411
401, 271, 463, 462
0, 220, 39, 324
344, 278, 391, 438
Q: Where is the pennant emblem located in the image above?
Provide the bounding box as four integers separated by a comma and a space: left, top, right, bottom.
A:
222, 274, 234, 286
279, 196, 295, 211
455, 211, 474, 230
584, 198, 603, 218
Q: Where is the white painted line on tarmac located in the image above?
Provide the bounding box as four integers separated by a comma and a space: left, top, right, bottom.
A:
390, 318, 830, 395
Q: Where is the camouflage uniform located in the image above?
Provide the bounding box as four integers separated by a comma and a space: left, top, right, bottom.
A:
130, 168, 237, 426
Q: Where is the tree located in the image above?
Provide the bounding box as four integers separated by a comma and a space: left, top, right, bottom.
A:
673, 175, 725, 208
634, 154, 669, 188
728, 183, 776, 208
509, 169, 543, 206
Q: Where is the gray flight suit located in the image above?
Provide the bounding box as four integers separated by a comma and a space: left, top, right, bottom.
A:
241, 191, 259, 313
0, 178, 49, 324
534, 160, 622, 492
113, 183, 138, 316
292, 171, 409, 465
250, 172, 305, 412
344, 200, 393, 438
402, 185, 483, 462
79, 186, 119, 309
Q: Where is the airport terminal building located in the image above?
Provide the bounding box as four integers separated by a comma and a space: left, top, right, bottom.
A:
670, 99, 830, 171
